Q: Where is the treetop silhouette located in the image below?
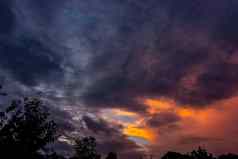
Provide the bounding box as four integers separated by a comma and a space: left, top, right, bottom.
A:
0, 97, 57, 158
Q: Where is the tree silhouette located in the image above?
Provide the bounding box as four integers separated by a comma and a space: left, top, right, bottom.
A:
161, 147, 219, 159
0, 97, 57, 159
218, 154, 238, 159
161, 151, 191, 159
73, 136, 101, 159
190, 147, 215, 159
105, 152, 117, 159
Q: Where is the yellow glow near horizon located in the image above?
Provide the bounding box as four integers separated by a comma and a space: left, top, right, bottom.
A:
105, 109, 154, 142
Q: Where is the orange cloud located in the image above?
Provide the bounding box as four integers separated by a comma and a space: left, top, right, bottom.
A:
143, 98, 176, 114
143, 98, 211, 123
123, 125, 155, 142
101, 96, 238, 155
144, 96, 238, 155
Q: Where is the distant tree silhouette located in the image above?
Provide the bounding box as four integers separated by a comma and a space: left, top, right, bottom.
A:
161, 151, 191, 159
73, 136, 101, 159
190, 147, 215, 159
218, 153, 238, 159
161, 147, 218, 159
0, 97, 57, 159
105, 152, 117, 159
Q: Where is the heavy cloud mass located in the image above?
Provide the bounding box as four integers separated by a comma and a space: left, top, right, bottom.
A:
1, 0, 238, 158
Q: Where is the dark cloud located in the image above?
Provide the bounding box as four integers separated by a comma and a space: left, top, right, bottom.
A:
22, 0, 67, 25
3, 0, 238, 110
147, 112, 181, 127
82, 0, 238, 109
83, 115, 121, 135
0, 37, 63, 86
178, 62, 238, 105
82, 74, 147, 112
213, 0, 238, 45
7, 0, 238, 108
0, 0, 65, 87
161, 0, 223, 24
0, 0, 15, 35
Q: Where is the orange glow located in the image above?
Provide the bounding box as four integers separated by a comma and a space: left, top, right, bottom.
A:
143, 98, 209, 121
144, 98, 176, 114
102, 96, 238, 151
177, 107, 212, 125
123, 125, 155, 142
177, 108, 195, 117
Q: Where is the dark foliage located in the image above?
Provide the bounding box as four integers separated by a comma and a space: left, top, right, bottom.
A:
218, 154, 238, 159
72, 136, 101, 159
161, 151, 190, 159
190, 147, 215, 159
0, 97, 58, 159
161, 147, 237, 159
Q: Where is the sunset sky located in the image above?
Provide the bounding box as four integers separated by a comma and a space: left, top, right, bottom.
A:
1, 0, 238, 158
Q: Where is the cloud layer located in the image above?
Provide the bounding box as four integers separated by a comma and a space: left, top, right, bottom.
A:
1, 0, 238, 158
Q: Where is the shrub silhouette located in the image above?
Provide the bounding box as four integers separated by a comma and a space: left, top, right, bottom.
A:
0, 97, 57, 159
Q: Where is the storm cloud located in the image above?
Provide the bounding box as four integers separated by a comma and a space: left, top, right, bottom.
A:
1, 0, 238, 158
2, 0, 238, 107
79, 0, 238, 109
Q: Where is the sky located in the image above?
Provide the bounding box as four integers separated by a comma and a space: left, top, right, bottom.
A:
1, 0, 238, 158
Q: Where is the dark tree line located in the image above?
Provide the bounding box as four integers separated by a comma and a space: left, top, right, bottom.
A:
161, 147, 238, 159
0, 85, 237, 159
